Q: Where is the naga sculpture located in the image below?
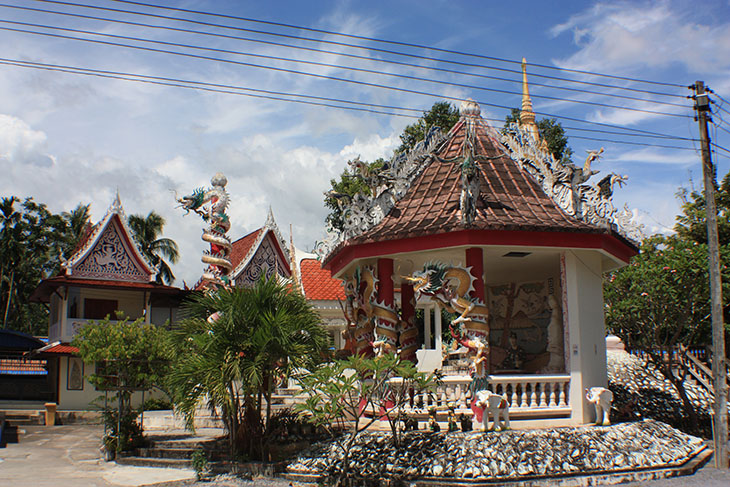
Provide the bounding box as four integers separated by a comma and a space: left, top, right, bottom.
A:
405, 262, 489, 339
177, 173, 233, 288
342, 266, 413, 360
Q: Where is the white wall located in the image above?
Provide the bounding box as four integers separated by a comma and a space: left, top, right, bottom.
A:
56, 356, 165, 411
563, 250, 608, 424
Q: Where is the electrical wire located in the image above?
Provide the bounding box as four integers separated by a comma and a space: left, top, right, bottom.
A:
108, 0, 687, 88
0, 57, 701, 151
0, 57, 424, 114
24, 0, 689, 98
0, 3, 691, 108
1, 25, 702, 141
0, 19, 692, 119
0, 59, 418, 118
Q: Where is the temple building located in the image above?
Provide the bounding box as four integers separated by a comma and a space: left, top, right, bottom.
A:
29, 195, 185, 410
314, 64, 640, 425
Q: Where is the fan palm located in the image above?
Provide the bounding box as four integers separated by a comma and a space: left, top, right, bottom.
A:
127, 212, 179, 285
167, 276, 329, 458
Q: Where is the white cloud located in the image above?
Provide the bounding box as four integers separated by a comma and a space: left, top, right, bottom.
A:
0, 114, 54, 167
550, 2, 730, 73
607, 147, 699, 165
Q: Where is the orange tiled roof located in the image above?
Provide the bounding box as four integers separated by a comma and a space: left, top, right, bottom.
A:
300, 258, 345, 301
41, 344, 79, 354
229, 228, 264, 270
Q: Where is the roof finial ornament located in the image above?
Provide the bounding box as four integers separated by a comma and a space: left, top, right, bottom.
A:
520, 58, 543, 145
460, 98, 481, 118
265, 206, 276, 228
110, 188, 123, 214
289, 223, 302, 293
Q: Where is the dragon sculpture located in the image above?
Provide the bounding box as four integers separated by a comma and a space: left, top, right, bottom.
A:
342, 266, 411, 360
405, 262, 489, 340
177, 172, 233, 288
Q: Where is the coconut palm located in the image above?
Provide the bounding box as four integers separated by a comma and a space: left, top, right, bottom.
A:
127, 212, 179, 285
167, 276, 329, 458
60, 203, 91, 257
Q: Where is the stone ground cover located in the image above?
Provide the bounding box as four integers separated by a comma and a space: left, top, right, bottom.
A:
285, 420, 704, 483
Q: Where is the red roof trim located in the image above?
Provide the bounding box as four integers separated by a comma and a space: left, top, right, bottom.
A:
325, 229, 638, 275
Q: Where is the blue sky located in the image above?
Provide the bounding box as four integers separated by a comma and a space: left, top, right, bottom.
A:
1, 0, 729, 285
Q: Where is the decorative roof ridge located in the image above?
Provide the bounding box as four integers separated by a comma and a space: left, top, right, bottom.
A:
230, 209, 291, 280
61, 194, 158, 281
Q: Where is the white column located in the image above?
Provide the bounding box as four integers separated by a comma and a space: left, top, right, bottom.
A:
424, 306, 432, 349
434, 305, 443, 352
564, 251, 608, 425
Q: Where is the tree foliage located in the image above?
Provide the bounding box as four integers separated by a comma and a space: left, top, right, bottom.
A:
604, 235, 730, 434
324, 102, 460, 231
166, 276, 329, 459
396, 101, 460, 155
504, 108, 573, 162
128, 211, 180, 285
295, 353, 438, 486
72, 317, 172, 451
0, 197, 67, 334
674, 171, 730, 246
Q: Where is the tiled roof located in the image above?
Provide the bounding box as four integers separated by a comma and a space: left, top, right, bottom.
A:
300, 258, 345, 301
40, 344, 79, 355
0, 358, 48, 375
348, 117, 598, 246
229, 228, 264, 270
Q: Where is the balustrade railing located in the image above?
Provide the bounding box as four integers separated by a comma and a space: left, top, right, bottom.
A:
401, 374, 571, 417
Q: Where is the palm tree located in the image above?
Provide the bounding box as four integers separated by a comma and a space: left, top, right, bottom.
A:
61, 203, 91, 257
127, 212, 179, 285
167, 276, 329, 458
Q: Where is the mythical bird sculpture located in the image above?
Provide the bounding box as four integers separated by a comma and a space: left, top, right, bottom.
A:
176, 173, 233, 288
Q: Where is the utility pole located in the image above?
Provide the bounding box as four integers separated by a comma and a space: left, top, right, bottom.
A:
694, 80, 728, 467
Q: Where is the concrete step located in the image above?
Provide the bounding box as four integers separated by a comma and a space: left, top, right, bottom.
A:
133, 447, 227, 460
116, 456, 193, 469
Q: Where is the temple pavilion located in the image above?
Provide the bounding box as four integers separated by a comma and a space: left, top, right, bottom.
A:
315, 67, 640, 426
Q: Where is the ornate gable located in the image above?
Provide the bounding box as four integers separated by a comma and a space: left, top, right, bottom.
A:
62, 194, 156, 282
230, 208, 292, 287
234, 233, 290, 287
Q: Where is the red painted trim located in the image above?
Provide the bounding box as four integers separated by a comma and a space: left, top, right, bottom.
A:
377, 258, 394, 307
466, 247, 485, 302
326, 229, 637, 275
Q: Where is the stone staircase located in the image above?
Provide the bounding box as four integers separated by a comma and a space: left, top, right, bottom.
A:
117, 432, 228, 470
0, 410, 43, 447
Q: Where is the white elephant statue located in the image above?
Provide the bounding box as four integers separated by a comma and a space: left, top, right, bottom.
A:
586, 387, 613, 426
474, 390, 510, 431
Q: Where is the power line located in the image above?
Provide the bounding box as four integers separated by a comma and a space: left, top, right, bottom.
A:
108, 0, 687, 89
0, 57, 700, 151
26, 0, 688, 98
0, 19, 692, 119
0, 59, 418, 118
0, 57, 423, 114
568, 135, 698, 151
711, 142, 730, 156
1, 24, 689, 140
0, 3, 691, 108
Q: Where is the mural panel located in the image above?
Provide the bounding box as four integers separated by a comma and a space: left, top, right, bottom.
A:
487, 278, 564, 373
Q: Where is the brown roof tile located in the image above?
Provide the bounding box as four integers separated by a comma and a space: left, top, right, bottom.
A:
348, 117, 597, 245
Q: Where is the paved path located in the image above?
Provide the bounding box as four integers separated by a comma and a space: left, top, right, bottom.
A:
0, 425, 195, 487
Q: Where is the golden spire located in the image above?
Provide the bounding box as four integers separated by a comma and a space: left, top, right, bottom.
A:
520, 58, 541, 142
